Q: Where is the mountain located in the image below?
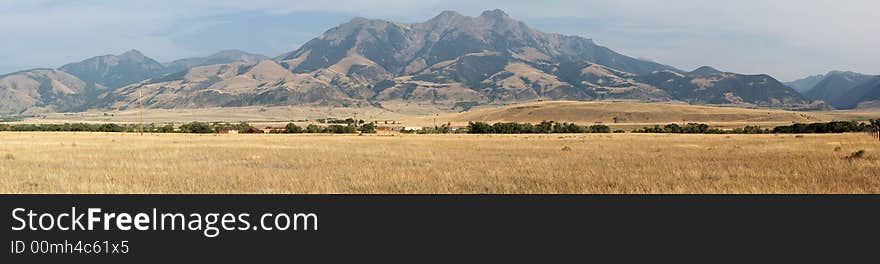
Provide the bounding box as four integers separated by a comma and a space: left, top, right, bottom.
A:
850, 76, 880, 109
58, 50, 165, 93
637, 70, 810, 107
0, 69, 88, 115
95, 60, 354, 110
785, 74, 826, 93
109, 9, 803, 110
688, 66, 724, 76
3, 9, 821, 113
803, 71, 875, 109
276, 10, 676, 77
163, 50, 269, 74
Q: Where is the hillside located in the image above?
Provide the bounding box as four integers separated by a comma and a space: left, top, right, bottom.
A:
852, 76, 880, 108
435, 101, 829, 126
163, 50, 269, 74
102, 9, 812, 111
785, 74, 826, 93
59, 50, 166, 94
0, 69, 88, 114
803, 71, 876, 109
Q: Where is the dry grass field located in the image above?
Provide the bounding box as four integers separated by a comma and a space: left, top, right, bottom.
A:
1, 132, 878, 194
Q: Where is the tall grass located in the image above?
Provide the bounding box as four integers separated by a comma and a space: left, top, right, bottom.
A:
0, 132, 878, 194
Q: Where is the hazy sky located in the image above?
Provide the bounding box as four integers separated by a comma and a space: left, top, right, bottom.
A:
1, 0, 877, 81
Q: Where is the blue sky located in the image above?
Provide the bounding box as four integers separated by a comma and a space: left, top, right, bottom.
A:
0, 0, 877, 81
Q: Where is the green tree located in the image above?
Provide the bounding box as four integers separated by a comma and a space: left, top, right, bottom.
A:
179, 122, 214, 134
284, 123, 303, 133
359, 123, 377, 134
305, 124, 322, 133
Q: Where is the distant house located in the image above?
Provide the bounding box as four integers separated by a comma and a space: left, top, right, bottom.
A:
403, 126, 423, 131
218, 129, 239, 134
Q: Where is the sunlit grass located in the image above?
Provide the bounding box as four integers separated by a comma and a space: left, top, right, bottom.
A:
1, 132, 878, 194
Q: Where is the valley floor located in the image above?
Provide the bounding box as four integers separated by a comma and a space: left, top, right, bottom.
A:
19, 101, 880, 129
1, 132, 878, 194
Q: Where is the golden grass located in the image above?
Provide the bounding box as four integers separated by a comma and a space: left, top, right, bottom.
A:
424, 100, 880, 127
1, 132, 878, 194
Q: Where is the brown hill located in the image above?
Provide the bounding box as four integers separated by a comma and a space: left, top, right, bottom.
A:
435, 101, 828, 126
0, 69, 88, 114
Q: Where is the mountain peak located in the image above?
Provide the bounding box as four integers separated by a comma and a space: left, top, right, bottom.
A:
435, 10, 464, 19
479, 9, 510, 20
348, 16, 374, 24
689, 66, 723, 76
120, 49, 146, 58
826, 70, 868, 77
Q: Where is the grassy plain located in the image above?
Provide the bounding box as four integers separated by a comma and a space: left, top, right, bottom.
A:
1, 132, 878, 194
23, 101, 880, 130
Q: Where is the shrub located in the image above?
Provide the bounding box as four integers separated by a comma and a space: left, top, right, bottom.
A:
284, 123, 303, 134
305, 124, 322, 133
179, 122, 214, 134
359, 123, 377, 134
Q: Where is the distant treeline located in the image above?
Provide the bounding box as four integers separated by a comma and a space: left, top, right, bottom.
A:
0, 123, 133, 132
466, 120, 880, 135
771, 121, 873, 134
468, 121, 613, 134
0, 122, 372, 134
635, 120, 878, 134
177, 122, 372, 134
2, 120, 878, 136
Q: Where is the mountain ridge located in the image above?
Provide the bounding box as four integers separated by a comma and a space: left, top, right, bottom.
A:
1, 9, 822, 115
797, 71, 877, 109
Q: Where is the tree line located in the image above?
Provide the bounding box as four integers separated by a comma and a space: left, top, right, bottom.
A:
634, 120, 880, 134
0, 122, 371, 134
467, 121, 612, 134
2, 119, 878, 137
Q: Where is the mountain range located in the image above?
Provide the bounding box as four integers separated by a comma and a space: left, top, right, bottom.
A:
0, 9, 827, 115
786, 71, 880, 109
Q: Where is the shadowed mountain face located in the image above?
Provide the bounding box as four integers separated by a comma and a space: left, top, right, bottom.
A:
849, 76, 880, 109
802, 71, 875, 109
785, 74, 826, 93
2, 10, 820, 114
